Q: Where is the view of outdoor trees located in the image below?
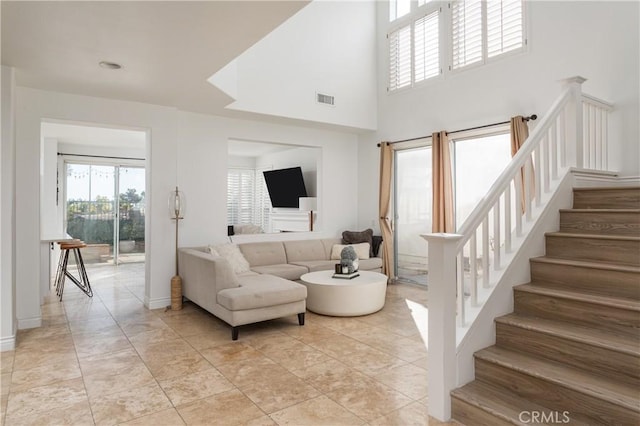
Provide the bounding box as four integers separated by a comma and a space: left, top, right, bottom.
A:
66, 188, 145, 245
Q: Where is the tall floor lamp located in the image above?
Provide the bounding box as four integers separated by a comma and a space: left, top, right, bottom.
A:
169, 186, 184, 310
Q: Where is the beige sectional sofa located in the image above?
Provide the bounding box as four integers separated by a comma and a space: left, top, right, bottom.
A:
178, 238, 382, 339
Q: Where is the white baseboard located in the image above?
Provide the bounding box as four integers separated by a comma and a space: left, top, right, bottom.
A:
17, 316, 42, 330
145, 296, 171, 310
615, 175, 640, 186
1, 334, 16, 351
572, 168, 640, 187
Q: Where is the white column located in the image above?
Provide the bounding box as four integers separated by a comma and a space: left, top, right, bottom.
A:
421, 233, 463, 421
1, 66, 17, 350
561, 76, 586, 169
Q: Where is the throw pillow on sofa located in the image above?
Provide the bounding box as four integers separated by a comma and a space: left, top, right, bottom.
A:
342, 228, 374, 257
210, 243, 251, 274
330, 243, 370, 260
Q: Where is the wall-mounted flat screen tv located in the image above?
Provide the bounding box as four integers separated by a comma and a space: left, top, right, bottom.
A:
263, 167, 308, 208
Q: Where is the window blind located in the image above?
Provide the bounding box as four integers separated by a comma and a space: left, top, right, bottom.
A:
487, 0, 524, 58
389, 25, 412, 91
451, 0, 483, 70
227, 169, 255, 225
254, 168, 272, 232
414, 10, 440, 82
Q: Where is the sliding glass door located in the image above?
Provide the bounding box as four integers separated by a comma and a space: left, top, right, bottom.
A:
392, 132, 512, 286
394, 146, 432, 285
117, 167, 146, 263
65, 163, 145, 265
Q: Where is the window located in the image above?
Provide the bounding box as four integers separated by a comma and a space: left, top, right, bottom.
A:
392, 130, 512, 284
451, 0, 524, 71
227, 169, 255, 225
254, 168, 271, 232
487, 0, 524, 58
389, 9, 441, 91
389, 0, 411, 22
227, 168, 272, 232
389, 25, 412, 91
452, 133, 512, 226
387, 0, 525, 92
414, 11, 440, 82
451, 0, 482, 69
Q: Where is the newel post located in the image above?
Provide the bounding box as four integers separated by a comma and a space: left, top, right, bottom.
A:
562, 76, 586, 169
421, 233, 463, 421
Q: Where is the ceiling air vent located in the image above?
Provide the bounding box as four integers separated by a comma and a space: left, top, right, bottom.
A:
316, 93, 335, 106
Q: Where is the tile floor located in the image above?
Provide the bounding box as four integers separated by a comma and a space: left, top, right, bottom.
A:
1, 263, 459, 425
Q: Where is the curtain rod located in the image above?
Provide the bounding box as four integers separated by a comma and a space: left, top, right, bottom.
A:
377, 114, 537, 147
57, 152, 145, 161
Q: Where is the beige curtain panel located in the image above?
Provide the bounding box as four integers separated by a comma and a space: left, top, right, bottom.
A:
378, 142, 394, 279
432, 131, 454, 233
510, 115, 534, 212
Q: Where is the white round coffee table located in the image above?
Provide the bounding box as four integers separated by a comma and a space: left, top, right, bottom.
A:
300, 270, 388, 316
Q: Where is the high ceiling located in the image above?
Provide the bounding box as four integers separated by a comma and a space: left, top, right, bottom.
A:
1, 1, 309, 116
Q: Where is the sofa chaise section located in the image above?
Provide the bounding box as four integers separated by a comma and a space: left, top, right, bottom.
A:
179, 247, 306, 340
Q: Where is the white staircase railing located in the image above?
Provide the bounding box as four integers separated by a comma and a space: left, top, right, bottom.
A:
423, 76, 614, 421
582, 93, 614, 170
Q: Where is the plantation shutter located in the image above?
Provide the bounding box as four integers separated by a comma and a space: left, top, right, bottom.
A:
414, 10, 440, 82
487, 0, 524, 58
254, 169, 272, 232
227, 169, 255, 225
388, 24, 412, 91
451, 0, 483, 70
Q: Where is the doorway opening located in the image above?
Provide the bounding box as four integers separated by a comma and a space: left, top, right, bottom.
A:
40, 121, 148, 301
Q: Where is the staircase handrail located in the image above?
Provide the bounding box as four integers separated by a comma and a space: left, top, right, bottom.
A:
455, 86, 573, 249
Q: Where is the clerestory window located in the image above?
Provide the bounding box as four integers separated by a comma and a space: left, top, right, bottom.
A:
388, 0, 526, 92
451, 0, 525, 70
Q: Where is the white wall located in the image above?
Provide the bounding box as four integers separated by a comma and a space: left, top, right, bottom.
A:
228, 155, 256, 169
176, 110, 359, 247
40, 137, 60, 238
15, 87, 177, 322
357, 0, 640, 230
11, 87, 361, 327
209, 0, 378, 131
1, 66, 17, 350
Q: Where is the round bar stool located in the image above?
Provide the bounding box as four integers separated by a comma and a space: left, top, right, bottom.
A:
54, 239, 93, 301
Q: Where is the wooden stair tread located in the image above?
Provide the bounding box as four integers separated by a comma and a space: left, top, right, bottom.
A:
560, 208, 640, 213
475, 346, 640, 411
515, 283, 640, 311
452, 381, 551, 425
573, 187, 640, 192
530, 256, 640, 273
496, 313, 640, 355
545, 232, 640, 241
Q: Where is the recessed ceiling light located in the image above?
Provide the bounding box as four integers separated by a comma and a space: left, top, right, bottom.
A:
99, 61, 122, 70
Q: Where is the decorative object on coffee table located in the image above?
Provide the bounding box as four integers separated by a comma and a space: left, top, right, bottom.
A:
340, 245, 359, 273
169, 186, 184, 310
